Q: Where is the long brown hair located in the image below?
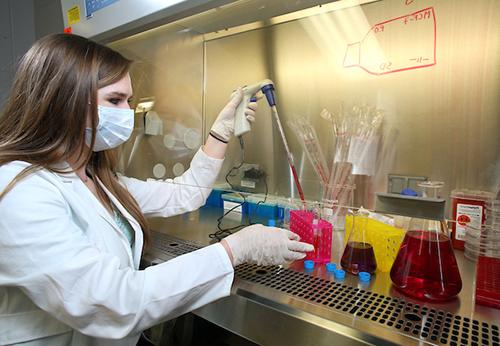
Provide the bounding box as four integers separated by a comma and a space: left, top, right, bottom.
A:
0, 33, 149, 247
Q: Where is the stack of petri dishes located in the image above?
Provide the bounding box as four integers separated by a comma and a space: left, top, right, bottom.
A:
484, 199, 500, 227
464, 200, 500, 261
464, 225, 500, 261
469, 200, 500, 308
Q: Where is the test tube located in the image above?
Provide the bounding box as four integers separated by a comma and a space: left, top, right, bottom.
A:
312, 218, 321, 261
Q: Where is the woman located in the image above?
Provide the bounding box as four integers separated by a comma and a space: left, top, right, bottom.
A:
0, 34, 313, 345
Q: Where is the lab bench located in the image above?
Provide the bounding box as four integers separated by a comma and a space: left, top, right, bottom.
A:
143, 206, 500, 346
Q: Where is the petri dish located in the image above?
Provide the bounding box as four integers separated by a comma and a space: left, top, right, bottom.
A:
152, 163, 166, 178
163, 134, 176, 149
172, 162, 185, 176
183, 128, 201, 149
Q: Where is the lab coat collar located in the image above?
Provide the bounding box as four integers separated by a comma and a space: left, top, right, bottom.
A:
95, 176, 144, 268
49, 161, 74, 175
52, 166, 143, 268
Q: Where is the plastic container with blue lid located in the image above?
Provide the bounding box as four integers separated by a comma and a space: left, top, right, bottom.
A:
359, 272, 371, 282
334, 269, 345, 279
247, 194, 278, 220
203, 185, 231, 208
326, 263, 337, 272
304, 260, 315, 270
267, 219, 277, 227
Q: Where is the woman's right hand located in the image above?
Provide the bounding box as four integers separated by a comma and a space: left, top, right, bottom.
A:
221, 224, 314, 266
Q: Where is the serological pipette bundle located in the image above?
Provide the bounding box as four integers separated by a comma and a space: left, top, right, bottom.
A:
288, 116, 330, 186
320, 104, 384, 228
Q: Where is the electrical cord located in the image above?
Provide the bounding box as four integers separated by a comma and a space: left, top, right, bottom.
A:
247, 171, 268, 225
209, 137, 248, 241
208, 136, 271, 240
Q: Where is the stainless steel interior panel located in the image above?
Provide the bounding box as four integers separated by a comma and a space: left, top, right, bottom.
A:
109, 26, 205, 180
110, 0, 500, 213
203, 28, 282, 194
203, 0, 500, 206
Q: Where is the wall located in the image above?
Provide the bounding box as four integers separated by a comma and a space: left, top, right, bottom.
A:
0, 0, 35, 108
35, 0, 64, 39
0, 0, 63, 110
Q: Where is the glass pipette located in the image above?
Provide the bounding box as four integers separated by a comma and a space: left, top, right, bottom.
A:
271, 105, 306, 205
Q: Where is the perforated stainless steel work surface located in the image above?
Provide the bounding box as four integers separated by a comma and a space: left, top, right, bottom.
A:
147, 231, 500, 346
150, 230, 200, 256
235, 263, 499, 346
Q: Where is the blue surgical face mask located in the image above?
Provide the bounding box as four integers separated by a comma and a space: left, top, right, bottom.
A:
85, 105, 134, 152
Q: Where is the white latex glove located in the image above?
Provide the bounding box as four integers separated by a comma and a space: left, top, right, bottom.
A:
210, 88, 258, 142
222, 224, 314, 266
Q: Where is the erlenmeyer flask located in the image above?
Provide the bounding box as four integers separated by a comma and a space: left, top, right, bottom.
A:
341, 210, 377, 274
390, 218, 462, 301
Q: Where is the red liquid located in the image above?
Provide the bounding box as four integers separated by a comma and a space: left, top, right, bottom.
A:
341, 241, 377, 274
290, 164, 306, 204
390, 230, 462, 301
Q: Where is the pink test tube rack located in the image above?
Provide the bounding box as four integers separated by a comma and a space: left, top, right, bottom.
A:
290, 210, 332, 264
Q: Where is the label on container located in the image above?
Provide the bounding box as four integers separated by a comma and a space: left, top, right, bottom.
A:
455, 204, 483, 241
222, 201, 243, 222
240, 180, 256, 189
223, 201, 242, 213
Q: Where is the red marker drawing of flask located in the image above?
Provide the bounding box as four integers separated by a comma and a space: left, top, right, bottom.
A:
343, 7, 436, 76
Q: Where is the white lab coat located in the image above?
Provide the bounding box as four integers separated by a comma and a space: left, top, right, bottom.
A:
0, 148, 234, 346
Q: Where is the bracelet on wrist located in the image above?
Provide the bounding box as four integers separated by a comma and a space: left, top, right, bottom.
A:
209, 131, 228, 144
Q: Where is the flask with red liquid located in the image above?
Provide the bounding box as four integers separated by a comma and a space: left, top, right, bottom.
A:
341, 210, 377, 275
390, 218, 462, 301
